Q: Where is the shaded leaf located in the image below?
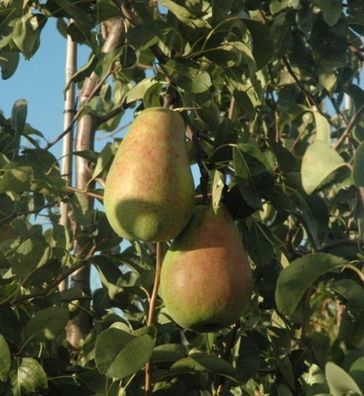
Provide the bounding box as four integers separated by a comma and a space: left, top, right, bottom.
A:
275, 253, 346, 315
0, 47, 20, 79
350, 357, 364, 391
25, 306, 69, 341
313, 0, 342, 27
95, 327, 155, 380
151, 344, 187, 363
155, 353, 240, 383
331, 279, 364, 313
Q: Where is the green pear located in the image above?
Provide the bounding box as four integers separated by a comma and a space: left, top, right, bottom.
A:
104, 107, 195, 242
160, 205, 252, 332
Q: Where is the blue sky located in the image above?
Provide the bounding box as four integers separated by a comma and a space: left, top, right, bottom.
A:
0, 19, 91, 160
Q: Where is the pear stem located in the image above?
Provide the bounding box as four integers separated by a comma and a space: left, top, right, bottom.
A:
147, 242, 162, 326
145, 242, 163, 395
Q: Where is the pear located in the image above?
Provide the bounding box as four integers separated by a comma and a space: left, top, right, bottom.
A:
160, 205, 252, 332
104, 107, 195, 242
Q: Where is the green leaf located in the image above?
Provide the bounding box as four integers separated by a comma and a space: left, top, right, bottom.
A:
9, 238, 50, 279
313, 111, 331, 142
24, 307, 69, 341
233, 143, 274, 209
270, 0, 300, 14
16, 357, 48, 393
151, 344, 187, 363
235, 332, 260, 381
233, 145, 261, 209
51, 0, 93, 37
0, 164, 33, 192
325, 362, 362, 396
313, 0, 342, 27
125, 78, 157, 104
90, 142, 116, 183
277, 384, 293, 396
301, 141, 346, 195
244, 19, 274, 69
12, 13, 46, 58
165, 60, 212, 94
319, 71, 337, 94
0, 334, 10, 382
224, 41, 256, 75
277, 356, 295, 390
95, 327, 155, 380
0, 46, 20, 79
155, 353, 240, 383
11, 99, 27, 135
143, 82, 163, 108
350, 357, 364, 391
160, 0, 209, 28
353, 142, 364, 187
275, 253, 347, 316
67, 54, 98, 87
331, 279, 364, 313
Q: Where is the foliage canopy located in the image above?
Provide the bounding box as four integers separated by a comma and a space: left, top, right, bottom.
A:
1, 0, 364, 395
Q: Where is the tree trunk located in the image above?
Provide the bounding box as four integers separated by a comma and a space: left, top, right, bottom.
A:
66, 17, 124, 349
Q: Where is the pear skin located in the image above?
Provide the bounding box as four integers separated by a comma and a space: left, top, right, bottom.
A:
160, 205, 252, 332
104, 107, 195, 242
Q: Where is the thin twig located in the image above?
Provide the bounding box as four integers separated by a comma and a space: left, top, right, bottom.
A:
144, 242, 163, 396
45, 66, 115, 151
228, 96, 236, 120
0, 245, 97, 307
215, 322, 241, 395
329, 96, 349, 125
0, 198, 63, 226
333, 104, 364, 149
147, 242, 162, 327
66, 185, 104, 200
282, 57, 335, 127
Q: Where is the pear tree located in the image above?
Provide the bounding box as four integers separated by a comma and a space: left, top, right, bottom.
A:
0, 1, 364, 395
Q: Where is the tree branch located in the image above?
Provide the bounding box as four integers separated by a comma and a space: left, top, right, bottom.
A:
333, 103, 364, 149
59, 25, 77, 292
0, 245, 97, 307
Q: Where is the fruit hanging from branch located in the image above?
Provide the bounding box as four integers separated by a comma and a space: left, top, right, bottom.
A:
160, 205, 253, 332
104, 107, 195, 242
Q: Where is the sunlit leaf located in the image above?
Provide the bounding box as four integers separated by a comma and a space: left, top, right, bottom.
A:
325, 362, 362, 396
0, 334, 10, 382
16, 358, 48, 393
301, 141, 346, 195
